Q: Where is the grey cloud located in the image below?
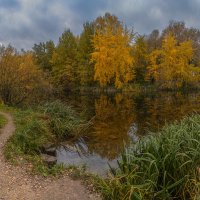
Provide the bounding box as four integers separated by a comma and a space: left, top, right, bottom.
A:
0, 0, 200, 49
106, 0, 200, 35
0, 0, 19, 9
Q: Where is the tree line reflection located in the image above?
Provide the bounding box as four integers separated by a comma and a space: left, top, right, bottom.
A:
66, 92, 200, 160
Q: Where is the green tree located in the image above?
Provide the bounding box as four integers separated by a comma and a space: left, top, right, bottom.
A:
132, 35, 148, 83
32, 40, 55, 71
77, 22, 95, 86
51, 29, 78, 91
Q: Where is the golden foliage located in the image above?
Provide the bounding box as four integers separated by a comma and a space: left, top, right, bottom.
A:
0, 47, 50, 105
147, 33, 200, 88
91, 14, 134, 88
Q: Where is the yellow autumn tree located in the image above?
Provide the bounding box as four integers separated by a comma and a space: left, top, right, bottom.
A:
147, 33, 200, 88
91, 13, 134, 88
0, 46, 50, 105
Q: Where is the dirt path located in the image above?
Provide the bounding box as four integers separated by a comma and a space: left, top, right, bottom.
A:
0, 112, 100, 200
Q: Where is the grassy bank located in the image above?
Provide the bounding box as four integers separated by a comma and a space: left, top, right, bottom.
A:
2, 101, 200, 199
97, 115, 200, 200
0, 113, 7, 128
3, 101, 87, 176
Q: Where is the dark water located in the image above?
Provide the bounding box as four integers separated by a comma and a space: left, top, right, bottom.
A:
57, 91, 200, 175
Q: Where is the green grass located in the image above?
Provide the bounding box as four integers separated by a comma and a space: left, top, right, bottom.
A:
41, 101, 85, 140
4, 108, 57, 175
97, 114, 200, 200
4, 101, 87, 176
0, 113, 7, 128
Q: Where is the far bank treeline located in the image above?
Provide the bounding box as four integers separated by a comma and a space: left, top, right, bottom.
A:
1, 13, 200, 105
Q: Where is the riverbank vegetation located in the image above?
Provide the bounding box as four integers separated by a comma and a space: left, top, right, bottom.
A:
96, 114, 200, 199
2, 104, 200, 199
42, 101, 86, 140
3, 101, 88, 176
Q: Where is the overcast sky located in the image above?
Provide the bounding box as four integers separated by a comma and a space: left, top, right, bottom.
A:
0, 0, 200, 49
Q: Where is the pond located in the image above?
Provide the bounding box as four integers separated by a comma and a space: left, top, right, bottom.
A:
56, 91, 200, 175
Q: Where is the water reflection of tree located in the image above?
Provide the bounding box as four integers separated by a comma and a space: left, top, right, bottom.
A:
85, 94, 135, 160
134, 92, 200, 135
65, 92, 200, 161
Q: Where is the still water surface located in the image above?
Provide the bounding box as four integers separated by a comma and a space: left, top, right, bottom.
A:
57, 92, 200, 175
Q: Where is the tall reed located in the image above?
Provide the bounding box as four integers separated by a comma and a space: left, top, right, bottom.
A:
42, 101, 85, 139
98, 114, 200, 199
